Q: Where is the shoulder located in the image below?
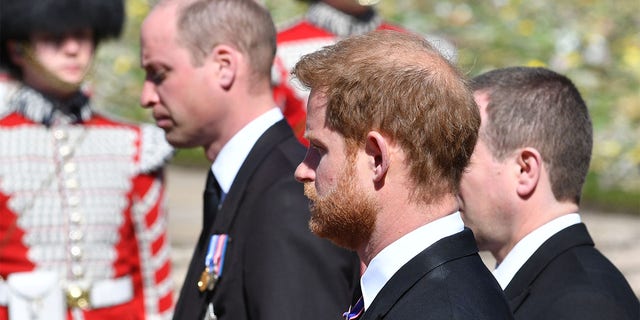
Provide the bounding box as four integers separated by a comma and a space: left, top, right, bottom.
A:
537, 241, 626, 287
137, 123, 174, 173
0, 80, 19, 118
89, 114, 174, 173
241, 128, 307, 215
532, 287, 639, 320
520, 245, 639, 319
254, 121, 306, 172
249, 135, 305, 202
385, 255, 512, 319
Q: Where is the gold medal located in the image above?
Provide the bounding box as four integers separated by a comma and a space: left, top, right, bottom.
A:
198, 267, 211, 292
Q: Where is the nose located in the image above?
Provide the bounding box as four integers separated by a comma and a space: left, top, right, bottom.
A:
294, 149, 317, 183
60, 36, 88, 55
140, 81, 159, 108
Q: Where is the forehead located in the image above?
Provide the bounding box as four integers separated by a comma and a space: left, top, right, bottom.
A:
473, 91, 491, 129
305, 89, 351, 150
305, 89, 336, 139
473, 91, 490, 116
140, 4, 179, 60
306, 91, 329, 132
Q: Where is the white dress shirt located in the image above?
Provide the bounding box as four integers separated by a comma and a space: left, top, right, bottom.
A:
360, 212, 465, 310
210, 108, 283, 201
493, 213, 582, 289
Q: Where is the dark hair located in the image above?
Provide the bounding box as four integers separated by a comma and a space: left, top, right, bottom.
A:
471, 67, 593, 204
0, 0, 125, 77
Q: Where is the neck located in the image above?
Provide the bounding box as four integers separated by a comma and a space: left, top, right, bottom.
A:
358, 194, 459, 265
492, 200, 579, 264
203, 88, 276, 162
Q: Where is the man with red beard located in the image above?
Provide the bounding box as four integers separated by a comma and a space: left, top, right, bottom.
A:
293, 30, 514, 319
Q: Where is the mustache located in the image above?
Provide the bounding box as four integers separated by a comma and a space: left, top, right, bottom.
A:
303, 182, 317, 200
303, 182, 319, 209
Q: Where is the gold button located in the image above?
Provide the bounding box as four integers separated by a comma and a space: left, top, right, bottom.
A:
66, 285, 91, 309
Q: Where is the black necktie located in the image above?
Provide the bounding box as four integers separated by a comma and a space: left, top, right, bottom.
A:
203, 170, 221, 231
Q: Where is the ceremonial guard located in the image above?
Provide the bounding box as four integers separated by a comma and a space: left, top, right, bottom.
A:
273, 0, 456, 144
0, 0, 174, 319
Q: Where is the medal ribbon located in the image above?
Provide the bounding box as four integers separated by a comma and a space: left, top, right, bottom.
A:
343, 296, 364, 320
205, 234, 229, 277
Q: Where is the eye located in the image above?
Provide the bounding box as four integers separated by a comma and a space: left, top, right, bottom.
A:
146, 68, 167, 85
309, 142, 326, 156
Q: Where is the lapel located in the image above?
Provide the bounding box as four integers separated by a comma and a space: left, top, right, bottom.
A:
361, 228, 479, 320
210, 120, 293, 234
504, 223, 594, 312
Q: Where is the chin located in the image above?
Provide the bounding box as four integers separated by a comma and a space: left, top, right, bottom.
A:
58, 73, 86, 86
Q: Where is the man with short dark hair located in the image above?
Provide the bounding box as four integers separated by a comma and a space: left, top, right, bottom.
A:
459, 66, 640, 319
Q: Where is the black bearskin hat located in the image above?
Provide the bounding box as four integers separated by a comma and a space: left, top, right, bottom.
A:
0, 0, 125, 77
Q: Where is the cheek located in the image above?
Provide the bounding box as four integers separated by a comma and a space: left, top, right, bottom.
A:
80, 48, 94, 66
314, 163, 337, 194
460, 170, 483, 198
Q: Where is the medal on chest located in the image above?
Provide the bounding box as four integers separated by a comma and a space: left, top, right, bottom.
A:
197, 234, 229, 292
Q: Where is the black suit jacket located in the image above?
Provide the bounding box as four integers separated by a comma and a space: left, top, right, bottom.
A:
505, 223, 640, 320
361, 228, 514, 320
173, 120, 360, 320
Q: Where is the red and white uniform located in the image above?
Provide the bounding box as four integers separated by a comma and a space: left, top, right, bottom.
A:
273, 3, 456, 144
0, 84, 174, 320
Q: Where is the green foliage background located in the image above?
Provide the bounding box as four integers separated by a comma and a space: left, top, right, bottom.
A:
90, 0, 639, 213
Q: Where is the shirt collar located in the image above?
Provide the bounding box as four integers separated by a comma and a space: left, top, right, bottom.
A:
360, 212, 464, 310
211, 108, 283, 197
3, 84, 92, 126
493, 213, 581, 289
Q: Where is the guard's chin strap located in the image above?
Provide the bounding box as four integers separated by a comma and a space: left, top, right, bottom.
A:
21, 43, 93, 97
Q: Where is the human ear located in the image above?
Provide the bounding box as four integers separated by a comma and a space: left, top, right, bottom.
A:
365, 131, 390, 184
515, 148, 542, 197
210, 44, 236, 89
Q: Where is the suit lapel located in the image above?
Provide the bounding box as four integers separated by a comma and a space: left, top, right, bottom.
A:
504, 223, 594, 312
210, 120, 293, 233
361, 229, 479, 320
174, 120, 295, 319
